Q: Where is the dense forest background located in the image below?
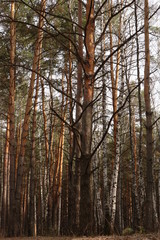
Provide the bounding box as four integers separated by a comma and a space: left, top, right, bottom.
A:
0, 0, 160, 237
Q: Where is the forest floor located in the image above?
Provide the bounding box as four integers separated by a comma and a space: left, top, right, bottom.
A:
0, 235, 160, 240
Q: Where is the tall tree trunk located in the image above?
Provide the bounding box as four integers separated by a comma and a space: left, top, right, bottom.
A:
29, 63, 40, 236
109, 0, 122, 158
15, 0, 45, 235
48, 85, 55, 233
134, 0, 144, 225
159, 157, 160, 224
93, 150, 103, 234
74, 0, 83, 233
101, 2, 109, 233
80, 0, 95, 235
40, 77, 49, 229
53, 72, 68, 234
6, 0, 16, 236
144, 0, 154, 232
126, 73, 139, 230
2, 116, 10, 235
110, 54, 124, 233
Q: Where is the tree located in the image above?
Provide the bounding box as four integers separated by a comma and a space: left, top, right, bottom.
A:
144, 0, 154, 232
0, 0, 160, 237
80, 0, 95, 235
15, 0, 46, 235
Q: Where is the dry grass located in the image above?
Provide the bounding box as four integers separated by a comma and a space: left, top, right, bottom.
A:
0, 235, 160, 240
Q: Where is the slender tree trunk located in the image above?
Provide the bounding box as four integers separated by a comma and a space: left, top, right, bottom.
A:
126, 74, 139, 230
29, 63, 40, 236
109, 0, 122, 158
39, 138, 44, 235
74, 0, 83, 233
93, 150, 103, 234
2, 116, 10, 235
15, 0, 45, 235
101, 2, 109, 233
52, 72, 68, 234
41, 78, 49, 229
48, 86, 55, 232
110, 55, 124, 233
144, 0, 154, 232
109, 0, 116, 155
159, 157, 160, 224
6, 0, 16, 236
134, 0, 144, 224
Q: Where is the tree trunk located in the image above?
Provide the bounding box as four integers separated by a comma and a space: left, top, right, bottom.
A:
93, 150, 103, 234
80, 0, 95, 235
7, 0, 16, 236
134, 0, 145, 225
2, 116, 10, 235
110, 56, 124, 233
29, 63, 40, 236
74, 0, 83, 233
15, 0, 45, 235
144, 0, 154, 232
126, 73, 139, 230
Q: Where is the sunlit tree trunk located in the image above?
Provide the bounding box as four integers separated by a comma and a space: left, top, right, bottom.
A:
80, 0, 95, 235
109, 0, 122, 158
3, 0, 16, 236
15, 0, 45, 235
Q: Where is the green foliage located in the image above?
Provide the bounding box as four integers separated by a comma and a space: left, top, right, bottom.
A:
122, 227, 134, 236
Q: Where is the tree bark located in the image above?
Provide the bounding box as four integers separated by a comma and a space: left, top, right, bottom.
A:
134, 0, 145, 224
144, 0, 154, 232
15, 0, 45, 235
2, 116, 10, 235
29, 62, 40, 236
80, 0, 95, 235
6, 0, 16, 236
110, 53, 124, 233
74, 0, 83, 233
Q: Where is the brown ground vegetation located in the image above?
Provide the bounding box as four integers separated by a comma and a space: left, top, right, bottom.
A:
0, 235, 160, 240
